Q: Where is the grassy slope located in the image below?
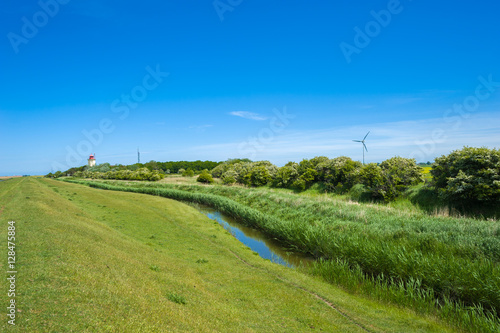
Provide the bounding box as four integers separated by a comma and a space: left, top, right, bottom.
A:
77, 179, 500, 331
0, 178, 452, 332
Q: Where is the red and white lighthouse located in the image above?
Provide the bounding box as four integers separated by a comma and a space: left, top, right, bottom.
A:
88, 154, 96, 167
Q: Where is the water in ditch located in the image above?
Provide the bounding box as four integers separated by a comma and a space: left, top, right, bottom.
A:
195, 205, 314, 268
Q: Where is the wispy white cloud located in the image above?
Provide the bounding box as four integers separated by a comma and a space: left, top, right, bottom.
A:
189, 124, 213, 132
186, 112, 500, 165
229, 111, 268, 121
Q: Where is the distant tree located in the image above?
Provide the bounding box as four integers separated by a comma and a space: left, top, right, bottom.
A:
157, 160, 221, 174
62, 165, 86, 176
127, 163, 143, 171
145, 160, 159, 171
178, 168, 186, 175
182, 169, 195, 177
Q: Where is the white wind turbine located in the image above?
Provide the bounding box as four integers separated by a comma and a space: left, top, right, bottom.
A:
353, 131, 370, 165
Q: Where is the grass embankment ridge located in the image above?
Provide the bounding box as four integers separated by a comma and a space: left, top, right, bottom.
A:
1, 177, 455, 332
64, 179, 500, 333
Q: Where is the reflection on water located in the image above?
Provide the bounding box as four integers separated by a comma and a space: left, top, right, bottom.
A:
195, 205, 313, 268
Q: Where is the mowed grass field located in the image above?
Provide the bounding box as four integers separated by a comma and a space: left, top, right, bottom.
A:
0, 177, 453, 332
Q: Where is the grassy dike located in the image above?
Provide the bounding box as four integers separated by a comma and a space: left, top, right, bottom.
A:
0, 177, 454, 332
64, 179, 500, 332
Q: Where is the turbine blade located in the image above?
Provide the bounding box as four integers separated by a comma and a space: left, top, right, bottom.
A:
353, 140, 362, 142
363, 131, 370, 140
363, 143, 368, 152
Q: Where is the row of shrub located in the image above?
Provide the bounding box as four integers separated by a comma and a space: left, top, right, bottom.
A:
49, 164, 214, 183
49, 160, 222, 178
68, 168, 165, 181
212, 156, 424, 201
211, 147, 500, 205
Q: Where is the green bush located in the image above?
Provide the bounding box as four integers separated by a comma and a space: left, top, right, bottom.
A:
349, 183, 371, 201
221, 170, 237, 185
316, 156, 362, 193
70, 167, 164, 181
272, 163, 299, 188
358, 163, 393, 200
291, 168, 317, 191
88, 163, 111, 173
380, 156, 424, 190
148, 171, 164, 181
233, 163, 252, 184
432, 147, 500, 204
211, 163, 230, 178
297, 156, 328, 175
182, 169, 195, 177
197, 171, 214, 184
217, 161, 277, 187
243, 165, 272, 187
210, 158, 252, 178
358, 158, 423, 202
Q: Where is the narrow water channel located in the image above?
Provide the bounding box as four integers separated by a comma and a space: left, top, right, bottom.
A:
194, 205, 313, 268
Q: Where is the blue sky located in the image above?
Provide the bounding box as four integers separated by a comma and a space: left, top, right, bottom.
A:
1, 0, 500, 175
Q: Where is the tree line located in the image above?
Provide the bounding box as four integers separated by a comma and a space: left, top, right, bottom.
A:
211, 147, 500, 206
46, 160, 222, 179
46, 147, 500, 205
212, 156, 423, 202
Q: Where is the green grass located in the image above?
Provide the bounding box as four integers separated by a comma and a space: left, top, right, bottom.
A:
166, 293, 187, 305
66, 178, 500, 332
0, 177, 455, 332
